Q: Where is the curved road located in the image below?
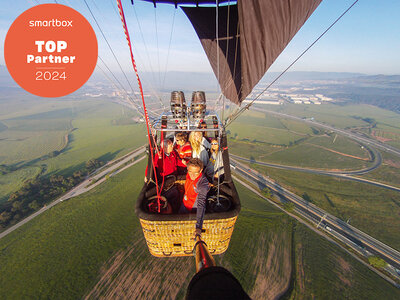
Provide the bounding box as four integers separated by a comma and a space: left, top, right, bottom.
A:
253, 107, 400, 158
231, 142, 382, 176
230, 153, 400, 193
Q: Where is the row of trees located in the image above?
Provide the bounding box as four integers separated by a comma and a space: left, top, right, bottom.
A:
0, 158, 103, 229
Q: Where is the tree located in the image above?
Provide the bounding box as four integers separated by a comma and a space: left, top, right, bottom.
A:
0, 211, 12, 225
28, 200, 40, 211
302, 193, 312, 203
11, 201, 23, 212
262, 187, 271, 198
86, 158, 102, 172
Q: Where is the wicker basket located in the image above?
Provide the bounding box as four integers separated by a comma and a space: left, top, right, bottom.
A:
140, 216, 237, 257
138, 133, 240, 257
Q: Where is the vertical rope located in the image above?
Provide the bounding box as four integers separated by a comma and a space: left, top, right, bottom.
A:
117, 0, 162, 211
215, 0, 221, 205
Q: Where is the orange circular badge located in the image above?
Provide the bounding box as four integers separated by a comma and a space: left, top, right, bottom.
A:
4, 4, 98, 98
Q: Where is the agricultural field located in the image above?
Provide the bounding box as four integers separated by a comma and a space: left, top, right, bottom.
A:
290, 223, 399, 299
252, 165, 400, 251
0, 161, 398, 299
267, 103, 400, 131
228, 123, 305, 146
228, 110, 373, 170
0, 96, 146, 203
360, 151, 400, 188
264, 103, 400, 150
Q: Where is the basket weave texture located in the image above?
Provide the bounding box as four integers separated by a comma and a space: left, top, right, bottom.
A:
140, 216, 237, 257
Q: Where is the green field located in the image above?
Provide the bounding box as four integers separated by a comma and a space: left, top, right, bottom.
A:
0, 161, 399, 299
0, 97, 146, 203
268, 103, 400, 130
228, 109, 374, 170
229, 139, 371, 171
360, 152, 400, 188
229, 123, 305, 145
0, 95, 399, 298
289, 223, 399, 299
0, 161, 147, 299
252, 165, 400, 251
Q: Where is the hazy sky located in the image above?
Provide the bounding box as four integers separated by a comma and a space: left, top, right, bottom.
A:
1, 0, 400, 81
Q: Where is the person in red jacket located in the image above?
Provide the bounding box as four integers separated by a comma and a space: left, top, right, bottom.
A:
151, 138, 185, 213
174, 132, 192, 174
154, 138, 179, 177
180, 158, 210, 237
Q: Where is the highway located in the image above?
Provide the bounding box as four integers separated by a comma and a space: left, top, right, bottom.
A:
253, 107, 400, 158
230, 158, 400, 274
0, 146, 146, 240
231, 154, 400, 193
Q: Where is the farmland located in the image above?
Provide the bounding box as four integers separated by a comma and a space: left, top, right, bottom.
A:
252, 165, 400, 251
0, 97, 146, 203
0, 161, 398, 299
0, 92, 399, 298
360, 151, 400, 188
228, 109, 372, 170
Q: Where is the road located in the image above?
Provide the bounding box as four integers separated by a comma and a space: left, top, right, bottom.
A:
231, 154, 400, 193
0, 146, 146, 240
231, 158, 400, 276
253, 107, 400, 158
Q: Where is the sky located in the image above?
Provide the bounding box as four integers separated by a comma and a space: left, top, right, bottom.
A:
1, 0, 400, 87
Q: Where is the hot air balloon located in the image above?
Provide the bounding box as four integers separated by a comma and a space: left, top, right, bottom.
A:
117, 0, 321, 257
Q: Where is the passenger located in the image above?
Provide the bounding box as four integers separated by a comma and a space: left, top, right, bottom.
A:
198, 121, 211, 146
205, 138, 225, 183
154, 138, 178, 177
152, 138, 183, 213
189, 131, 209, 167
174, 132, 192, 164
180, 158, 210, 237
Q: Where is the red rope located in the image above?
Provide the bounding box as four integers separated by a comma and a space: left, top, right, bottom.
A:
117, 0, 162, 212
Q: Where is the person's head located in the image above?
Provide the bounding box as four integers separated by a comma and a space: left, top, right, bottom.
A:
199, 121, 207, 129
175, 132, 187, 146
189, 131, 202, 152
199, 121, 207, 137
162, 138, 174, 154
187, 158, 203, 180
210, 138, 219, 153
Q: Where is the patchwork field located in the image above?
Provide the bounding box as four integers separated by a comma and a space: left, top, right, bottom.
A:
0, 161, 398, 299
266, 103, 400, 130
228, 110, 373, 170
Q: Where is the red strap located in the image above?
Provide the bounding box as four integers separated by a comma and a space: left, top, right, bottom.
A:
117, 0, 161, 211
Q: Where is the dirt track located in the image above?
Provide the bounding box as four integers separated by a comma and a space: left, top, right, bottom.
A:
85, 236, 194, 300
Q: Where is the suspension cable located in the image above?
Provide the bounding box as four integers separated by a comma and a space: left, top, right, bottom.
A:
132, 5, 166, 110
96, 56, 158, 119
215, 0, 222, 203
161, 8, 177, 92
96, 60, 145, 118
220, 0, 231, 122
154, 8, 162, 89
108, 0, 165, 112
225, 0, 360, 128
83, 0, 138, 99
117, 0, 162, 211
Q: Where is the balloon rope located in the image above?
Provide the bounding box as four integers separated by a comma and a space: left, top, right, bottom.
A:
117, 0, 162, 212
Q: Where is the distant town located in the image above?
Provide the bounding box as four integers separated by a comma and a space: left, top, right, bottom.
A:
243, 86, 333, 105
